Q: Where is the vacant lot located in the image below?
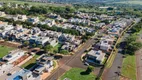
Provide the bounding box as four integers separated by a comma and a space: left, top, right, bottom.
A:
0, 45, 14, 58
60, 68, 96, 80
121, 55, 136, 80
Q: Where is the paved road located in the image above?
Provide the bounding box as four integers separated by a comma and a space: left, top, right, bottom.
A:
46, 38, 96, 80
104, 33, 129, 80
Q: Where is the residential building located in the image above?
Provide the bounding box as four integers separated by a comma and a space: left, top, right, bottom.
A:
33, 55, 54, 75
3, 49, 26, 63
36, 37, 50, 46
0, 11, 6, 17
13, 15, 27, 21
47, 38, 58, 47
61, 42, 76, 51
0, 63, 13, 76
86, 50, 105, 65
7, 68, 41, 80
28, 17, 39, 24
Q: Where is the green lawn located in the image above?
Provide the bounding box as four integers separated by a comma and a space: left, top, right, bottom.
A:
60, 68, 96, 80
121, 55, 136, 80
0, 45, 14, 58
53, 43, 62, 53
21, 54, 40, 69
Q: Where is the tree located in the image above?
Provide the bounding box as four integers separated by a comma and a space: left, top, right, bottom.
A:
32, 43, 37, 48
37, 45, 43, 49
86, 66, 94, 74
126, 42, 142, 55
125, 35, 137, 43
23, 41, 29, 46
60, 50, 69, 55
44, 45, 53, 53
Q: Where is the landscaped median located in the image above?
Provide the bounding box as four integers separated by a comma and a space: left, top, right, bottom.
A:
105, 22, 134, 68
60, 68, 96, 80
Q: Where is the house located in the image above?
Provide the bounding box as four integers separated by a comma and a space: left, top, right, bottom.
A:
28, 17, 39, 24
33, 55, 54, 75
0, 65, 21, 80
0, 63, 13, 76
2, 49, 26, 63
107, 26, 121, 37
71, 39, 81, 46
36, 37, 50, 46
47, 38, 58, 47
46, 30, 62, 38
0, 21, 8, 28
7, 68, 41, 80
29, 36, 38, 44
40, 19, 56, 27
13, 15, 27, 21
6, 27, 30, 41
58, 34, 75, 43
86, 50, 105, 65
0, 11, 6, 17
68, 18, 90, 25
0, 24, 14, 31
99, 38, 114, 52
95, 23, 106, 29
48, 13, 61, 19
30, 27, 41, 36
61, 42, 76, 51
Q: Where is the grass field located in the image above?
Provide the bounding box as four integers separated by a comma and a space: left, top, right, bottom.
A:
60, 68, 96, 80
0, 0, 67, 7
21, 54, 39, 69
115, 1, 142, 5
0, 45, 14, 58
121, 55, 136, 80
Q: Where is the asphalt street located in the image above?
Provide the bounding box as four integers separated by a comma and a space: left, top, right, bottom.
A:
104, 33, 129, 80
46, 38, 97, 80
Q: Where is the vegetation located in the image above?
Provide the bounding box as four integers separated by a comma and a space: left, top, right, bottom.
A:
85, 66, 95, 74
0, 3, 75, 17
60, 68, 96, 80
52, 43, 62, 53
0, 45, 14, 58
124, 20, 142, 55
21, 54, 39, 69
23, 41, 29, 46
60, 50, 69, 55
121, 55, 136, 80
44, 45, 53, 53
